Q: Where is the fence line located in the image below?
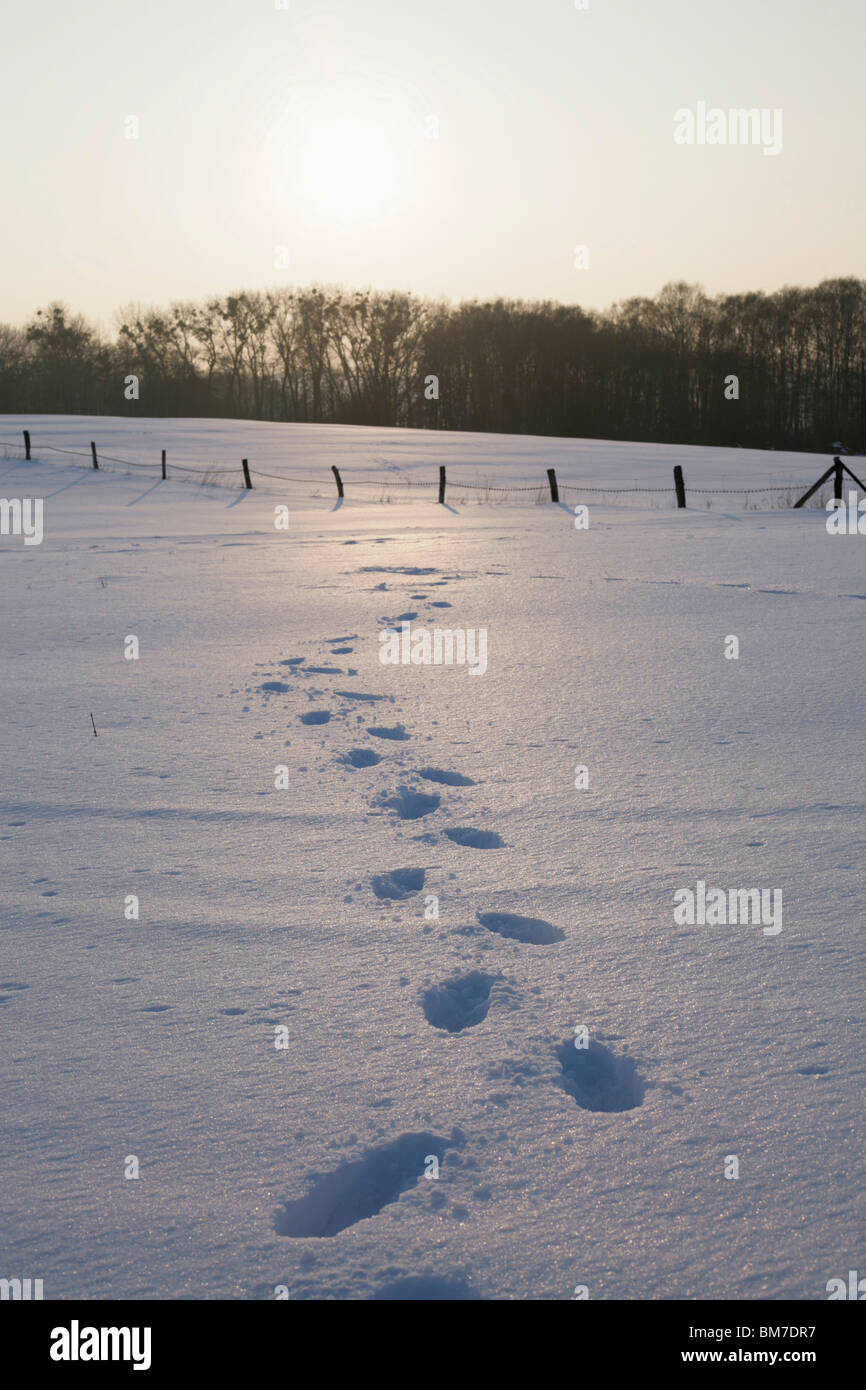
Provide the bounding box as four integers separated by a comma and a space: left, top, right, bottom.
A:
0, 431, 843, 508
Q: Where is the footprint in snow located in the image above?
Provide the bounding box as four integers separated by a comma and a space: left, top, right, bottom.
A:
274, 1130, 462, 1238
300, 710, 331, 725
418, 767, 475, 786
340, 748, 382, 768
421, 972, 496, 1032
335, 690, 388, 703
444, 827, 504, 849
368, 725, 410, 741
370, 1276, 479, 1301
357, 566, 439, 576
379, 787, 440, 820
371, 867, 425, 900
556, 1038, 644, 1112
476, 911, 563, 945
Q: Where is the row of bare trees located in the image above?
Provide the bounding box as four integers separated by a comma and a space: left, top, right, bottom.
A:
1, 279, 865, 450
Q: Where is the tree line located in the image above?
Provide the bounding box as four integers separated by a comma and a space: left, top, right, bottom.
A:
1, 277, 864, 451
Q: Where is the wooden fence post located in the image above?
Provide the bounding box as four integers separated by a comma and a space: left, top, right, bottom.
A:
91, 441, 99, 470
161, 449, 166, 480
438, 465, 446, 504
795, 458, 842, 508
241, 459, 252, 489
834, 457, 844, 503
23, 429, 31, 460
673, 465, 686, 508
331, 465, 344, 498
546, 468, 559, 502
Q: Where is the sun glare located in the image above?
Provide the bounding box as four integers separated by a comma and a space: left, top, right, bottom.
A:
297, 119, 396, 223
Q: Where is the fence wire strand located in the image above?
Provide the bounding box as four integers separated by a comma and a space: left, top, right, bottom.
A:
0, 435, 835, 504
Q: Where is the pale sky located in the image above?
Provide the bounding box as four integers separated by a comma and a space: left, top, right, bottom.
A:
2, 0, 864, 328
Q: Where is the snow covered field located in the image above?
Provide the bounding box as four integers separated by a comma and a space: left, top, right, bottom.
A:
0, 412, 832, 506
1, 417, 863, 1301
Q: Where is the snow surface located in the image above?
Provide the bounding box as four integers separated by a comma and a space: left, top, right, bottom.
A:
1, 417, 863, 1301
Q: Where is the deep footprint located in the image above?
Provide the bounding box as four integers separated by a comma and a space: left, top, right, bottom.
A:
370, 1276, 479, 1301
341, 748, 382, 768
422, 972, 495, 1032
274, 1131, 457, 1237
300, 710, 331, 725
445, 827, 504, 849
371, 867, 426, 900
418, 767, 476, 786
476, 911, 563, 944
381, 787, 440, 820
368, 725, 410, 740
556, 1038, 644, 1112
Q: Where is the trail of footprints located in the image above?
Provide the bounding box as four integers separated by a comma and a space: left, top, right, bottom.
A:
250, 584, 644, 1252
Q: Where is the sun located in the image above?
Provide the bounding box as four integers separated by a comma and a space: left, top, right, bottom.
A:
297, 118, 396, 223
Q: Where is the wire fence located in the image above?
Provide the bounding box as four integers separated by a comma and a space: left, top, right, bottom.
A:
0, 431, 841, 509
